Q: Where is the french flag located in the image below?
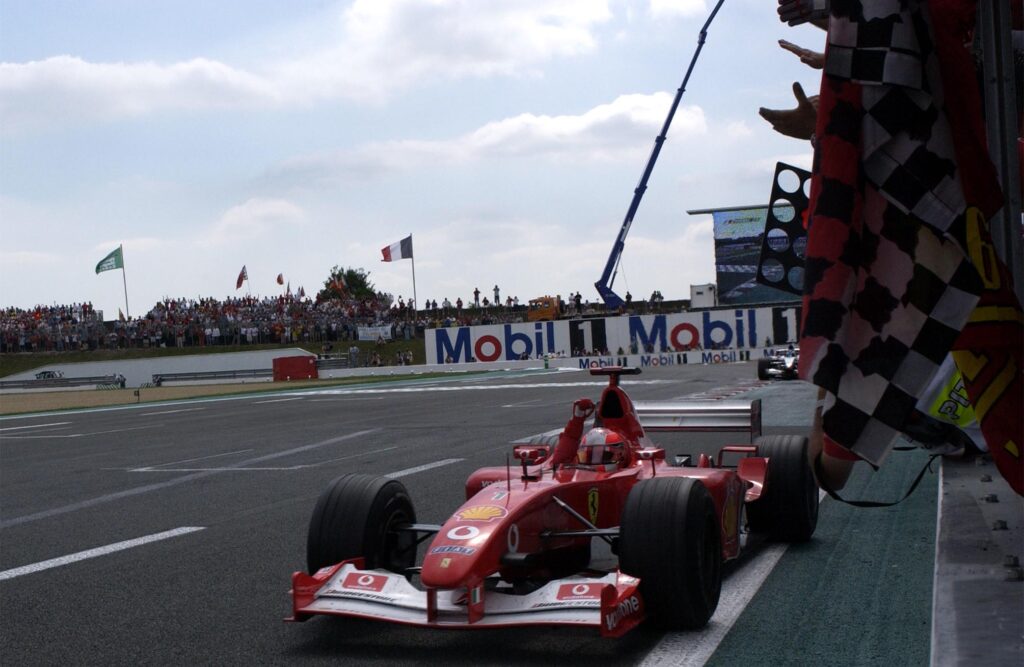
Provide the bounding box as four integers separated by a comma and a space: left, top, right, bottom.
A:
381, 235, 413, 262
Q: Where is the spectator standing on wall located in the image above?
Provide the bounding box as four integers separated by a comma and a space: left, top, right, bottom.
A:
493, 285, 500, 305
473, 287, 480, 307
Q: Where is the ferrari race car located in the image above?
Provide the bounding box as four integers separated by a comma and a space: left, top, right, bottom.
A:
757, 346, 799, 381
288, 367, 818, 637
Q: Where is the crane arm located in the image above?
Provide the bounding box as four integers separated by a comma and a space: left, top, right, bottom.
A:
595, 0, 727, 309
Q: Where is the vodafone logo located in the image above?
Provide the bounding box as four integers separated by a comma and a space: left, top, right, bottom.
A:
446, 525, 480, 541
556, 583, 600, 600
341, 572, 388, 592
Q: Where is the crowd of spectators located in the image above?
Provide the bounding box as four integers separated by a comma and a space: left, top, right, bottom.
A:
1, 287, 675, 355
1, 303, 104, 354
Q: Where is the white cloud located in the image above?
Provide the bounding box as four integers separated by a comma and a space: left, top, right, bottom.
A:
373, 214, 716, 306
649, 0, 707, 18
0, 56, 280, 133
93, 237, 167, 254
284, 0, 613, 99
206, 198, 307, 245
0, 250, 59, 266
725, 120, 753, 139
1, 0, 613, 133
278, 92, 707, 180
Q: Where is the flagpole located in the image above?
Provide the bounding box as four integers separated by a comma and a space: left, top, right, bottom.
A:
410, 234, 417, 312
119, 244, 130, 319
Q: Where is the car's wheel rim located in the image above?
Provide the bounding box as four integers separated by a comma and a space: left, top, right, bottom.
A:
382, 508, 416, 572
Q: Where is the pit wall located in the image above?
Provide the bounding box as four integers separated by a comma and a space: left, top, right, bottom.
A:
424, 305, 801, 365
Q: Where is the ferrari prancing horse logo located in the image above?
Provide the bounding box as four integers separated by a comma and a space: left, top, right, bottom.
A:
587, 488, 599, 525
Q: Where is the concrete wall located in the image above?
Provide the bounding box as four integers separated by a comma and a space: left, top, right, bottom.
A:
7, 348, 313, 388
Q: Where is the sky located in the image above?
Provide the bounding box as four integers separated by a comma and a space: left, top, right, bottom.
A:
0, 0, 825, 319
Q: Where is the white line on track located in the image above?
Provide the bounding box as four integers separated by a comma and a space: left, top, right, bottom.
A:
639, 545, 788, 666
1, 429, 380, 528
252, 397, 304, 404
130, 446, 400, 472
639, 489, 828, 666
138, 407, 206, 416
1, 425, 158, 440
386, 458, 464, 478
0, 421, 71, 432
502, 399, 543, 408
0, 527, 205, 581
129, 448, 255, 471
304, 380, 667, 397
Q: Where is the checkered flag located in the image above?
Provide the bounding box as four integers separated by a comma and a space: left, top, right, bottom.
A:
799, 0, 1015, 479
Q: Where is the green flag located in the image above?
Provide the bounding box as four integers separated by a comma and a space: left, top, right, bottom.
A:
95, 246, 124, 274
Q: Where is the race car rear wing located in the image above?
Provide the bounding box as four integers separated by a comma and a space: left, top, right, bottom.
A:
633, 399, 761, 440
513, 399, 761, 446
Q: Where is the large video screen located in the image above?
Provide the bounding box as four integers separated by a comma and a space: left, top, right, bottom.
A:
712, 207, 800, 306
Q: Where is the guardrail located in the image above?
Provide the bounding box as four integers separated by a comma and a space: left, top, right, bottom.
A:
514, 399, 763, 448
0, 375, 121, 391
315, 357, 354, 370
152, 369, 272, 386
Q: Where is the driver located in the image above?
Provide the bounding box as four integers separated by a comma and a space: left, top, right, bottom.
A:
577, 427, 627, 467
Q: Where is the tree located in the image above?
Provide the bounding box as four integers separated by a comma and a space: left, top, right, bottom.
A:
318, 266, 376, 302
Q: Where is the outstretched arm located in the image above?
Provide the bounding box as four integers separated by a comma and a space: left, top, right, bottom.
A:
759, 82, 819, 140
778, 39, 824, 69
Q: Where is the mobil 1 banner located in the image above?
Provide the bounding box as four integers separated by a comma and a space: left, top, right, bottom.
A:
569, 318, 607, 356
428, 321, 568, 364
424, 305, 802, 364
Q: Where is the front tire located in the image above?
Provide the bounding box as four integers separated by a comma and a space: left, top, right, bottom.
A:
619, 477, 722, 630
306, 473, 417, 574
757, 359, 771, 380
747, 435, 818, 542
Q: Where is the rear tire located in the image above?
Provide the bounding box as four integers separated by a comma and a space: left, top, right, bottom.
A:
757, 358, 771, 380
306, 473, 418, 574
619, 477, 721, 630
747, 435, 818, 542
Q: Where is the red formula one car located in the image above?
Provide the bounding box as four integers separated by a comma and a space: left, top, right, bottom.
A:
288, 367, 818, 637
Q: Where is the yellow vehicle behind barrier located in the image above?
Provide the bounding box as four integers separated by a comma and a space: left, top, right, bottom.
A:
527, 296, 561, 321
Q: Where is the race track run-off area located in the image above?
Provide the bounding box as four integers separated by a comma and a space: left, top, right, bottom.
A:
0, 364, 938, 665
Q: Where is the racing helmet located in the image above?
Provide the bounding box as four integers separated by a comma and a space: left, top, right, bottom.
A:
578, 428, 626, 465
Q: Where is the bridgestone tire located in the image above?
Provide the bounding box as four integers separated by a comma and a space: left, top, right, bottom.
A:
619, 477, 722, 630
306, 473, 417, 575
757, 359, 771, 380
747, 435, 818, 542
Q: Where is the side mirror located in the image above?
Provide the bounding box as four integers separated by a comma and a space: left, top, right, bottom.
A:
512, 445, 550, 465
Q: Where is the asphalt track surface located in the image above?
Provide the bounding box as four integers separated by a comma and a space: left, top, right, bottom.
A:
0, 364, 935, 665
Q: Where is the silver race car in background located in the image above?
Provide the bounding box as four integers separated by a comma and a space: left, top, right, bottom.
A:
757, 347, 798, 381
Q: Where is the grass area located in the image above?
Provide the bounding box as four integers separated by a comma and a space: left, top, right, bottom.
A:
0, 339, 427, 378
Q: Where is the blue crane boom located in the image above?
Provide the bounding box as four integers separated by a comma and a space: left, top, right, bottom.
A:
594, 0, 727, 310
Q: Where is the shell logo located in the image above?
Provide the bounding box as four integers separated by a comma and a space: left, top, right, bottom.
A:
455, 505, 508, 522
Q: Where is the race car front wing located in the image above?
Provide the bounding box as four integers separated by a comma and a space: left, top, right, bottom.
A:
288, 560, 645, 638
